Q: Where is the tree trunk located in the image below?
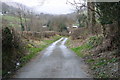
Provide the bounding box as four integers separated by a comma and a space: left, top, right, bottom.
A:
87, 2, 96, 35
24, 14, 27, 31
91, 2, 96, 34
101, 25, 106, 37
18, 12, 24, 31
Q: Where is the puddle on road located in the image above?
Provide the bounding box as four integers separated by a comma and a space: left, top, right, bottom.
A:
59, 38, 73, 58
42, 37, 64, 57
61, 38, 68, 45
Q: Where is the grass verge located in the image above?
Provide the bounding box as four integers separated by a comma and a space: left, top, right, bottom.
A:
67, 35, 118, 78
67, 35, 103, 57
71, 43, 92, 57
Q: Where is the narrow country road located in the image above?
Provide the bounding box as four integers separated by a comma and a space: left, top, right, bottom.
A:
14, 37, 91, 78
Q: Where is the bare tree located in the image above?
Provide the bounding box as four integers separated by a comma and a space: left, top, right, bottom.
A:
67, 0, 96, 34
15, 3, 25, 31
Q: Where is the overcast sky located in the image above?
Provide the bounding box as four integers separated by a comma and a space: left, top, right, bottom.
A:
2, 0, 82, 14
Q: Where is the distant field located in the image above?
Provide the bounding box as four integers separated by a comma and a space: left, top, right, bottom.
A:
3, 15, 20, 22
2, 15, 30, 28
3, 15, 29, 22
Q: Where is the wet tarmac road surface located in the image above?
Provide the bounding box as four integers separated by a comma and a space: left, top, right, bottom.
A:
14, 37, 91, 78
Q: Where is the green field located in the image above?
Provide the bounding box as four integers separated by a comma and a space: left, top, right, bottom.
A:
2, 15, 30, 27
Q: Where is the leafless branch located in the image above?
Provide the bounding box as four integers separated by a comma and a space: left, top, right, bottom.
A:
66, 0, 101, 16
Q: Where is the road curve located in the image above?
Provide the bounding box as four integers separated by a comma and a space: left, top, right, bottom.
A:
14, 37, 91, 78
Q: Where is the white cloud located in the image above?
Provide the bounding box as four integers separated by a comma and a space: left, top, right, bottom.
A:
2, 0, 42, 7
33, 0, 75, 14
2, 0, 85, 14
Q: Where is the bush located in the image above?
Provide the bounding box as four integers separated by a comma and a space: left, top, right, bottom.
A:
88, 35, 103, 48
22, 31, 57, 40
71, 27, 89, 40
2, 27, 26, 78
